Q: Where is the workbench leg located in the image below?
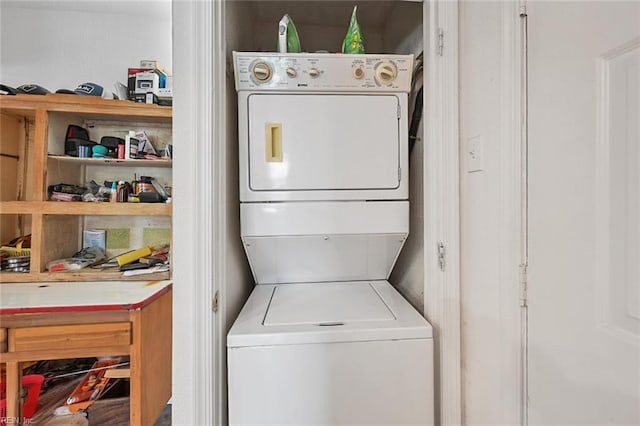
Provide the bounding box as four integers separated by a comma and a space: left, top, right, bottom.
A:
130, 289, 173, 426
5, 362, 22, 423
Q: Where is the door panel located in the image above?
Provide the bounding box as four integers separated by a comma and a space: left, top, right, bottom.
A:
607, 45, 640, 337
528, 2, 640, 424
247, 94, 400, 191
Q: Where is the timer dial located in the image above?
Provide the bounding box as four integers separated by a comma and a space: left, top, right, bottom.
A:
252, 61, 273, 83
374, 62, 398, 85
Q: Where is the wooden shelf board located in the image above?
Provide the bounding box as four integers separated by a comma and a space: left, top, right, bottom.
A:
48, 155, 172, 167
0, 201, 172, 216
0, 269, 170, 283
0, 94, 171, 121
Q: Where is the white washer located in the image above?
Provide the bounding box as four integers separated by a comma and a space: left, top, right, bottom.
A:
228, 52, 434, 425
228, 281, 433, 425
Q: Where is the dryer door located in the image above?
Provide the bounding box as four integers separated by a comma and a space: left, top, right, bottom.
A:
241, 93, 407, 201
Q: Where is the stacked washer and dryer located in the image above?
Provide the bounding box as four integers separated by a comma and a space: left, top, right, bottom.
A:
227, 52, 434, 425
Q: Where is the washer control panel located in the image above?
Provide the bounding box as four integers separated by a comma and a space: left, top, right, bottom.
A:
234, 52, 414, 92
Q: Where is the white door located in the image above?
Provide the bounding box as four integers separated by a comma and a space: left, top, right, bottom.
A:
247, 94, 401, 191
528, 1, 640, 424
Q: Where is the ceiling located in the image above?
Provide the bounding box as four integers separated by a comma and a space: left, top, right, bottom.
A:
1, 0, 421, 27
246, 1, 403, 28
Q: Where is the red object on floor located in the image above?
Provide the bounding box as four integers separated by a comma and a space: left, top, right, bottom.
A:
0, 374, 45, 423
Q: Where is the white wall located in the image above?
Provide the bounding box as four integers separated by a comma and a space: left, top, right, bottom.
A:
0, 1, 171, 93
223, 0, 255, 337
460, 6, 503, 422
251, 21, 384, 54
382, 1, 423, 55
391, 113, 425, 312
378, 1, 424, 313
459, 1, 524, 425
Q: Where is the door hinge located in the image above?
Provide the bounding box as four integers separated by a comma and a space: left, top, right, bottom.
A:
397, 104, 401, 119
438, 242, 446, 271
519, 4, 527, 17
519, 263, 528, 307
437, 28, 444, 56
212, 290, 219, 313
398, 167, 402, 182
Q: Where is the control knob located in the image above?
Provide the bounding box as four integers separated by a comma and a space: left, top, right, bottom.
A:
252, 61, 273, 83
308, 68, 321, 78
286, 67, 297, 78
374, 62, 398, 85
352, 66, 365, 80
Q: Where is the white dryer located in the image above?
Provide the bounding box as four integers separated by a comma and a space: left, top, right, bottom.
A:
228, 52, 434, 425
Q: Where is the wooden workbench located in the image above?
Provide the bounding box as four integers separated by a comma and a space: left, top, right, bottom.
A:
0, 280, 172, 425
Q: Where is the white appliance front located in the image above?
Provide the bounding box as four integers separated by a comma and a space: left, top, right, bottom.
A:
230, 53, 433, 426
241, 201, 408, 284
227, 281, 434, 425
239, 91, 408, 202
228, 339, 433, 425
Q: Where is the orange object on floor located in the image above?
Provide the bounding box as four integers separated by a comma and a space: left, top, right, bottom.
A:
0, 374, 45, 423
63, 358, 121, 412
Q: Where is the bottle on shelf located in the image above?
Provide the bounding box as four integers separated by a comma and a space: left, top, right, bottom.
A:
110, 181, 117, 203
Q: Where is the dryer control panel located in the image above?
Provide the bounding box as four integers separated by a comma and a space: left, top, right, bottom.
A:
233, 52, 414, 92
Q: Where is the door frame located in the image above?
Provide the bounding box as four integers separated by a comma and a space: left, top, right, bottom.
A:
457, 1, 528, 423
497, 1, 529, 424
172, 0, 465, 424
423, 1, 462, 424
172, 1, 222, 424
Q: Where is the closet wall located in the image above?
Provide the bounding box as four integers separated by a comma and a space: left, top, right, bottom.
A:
220, 2, 427, 420
222, 0, 427, 318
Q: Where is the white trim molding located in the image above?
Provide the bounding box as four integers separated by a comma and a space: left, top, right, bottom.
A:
424, 1, 461, 425
212, 1, 231, 424
498, 1, 528, 425
172, 1, 218, 425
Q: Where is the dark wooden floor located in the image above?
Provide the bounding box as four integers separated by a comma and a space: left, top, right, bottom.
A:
30, 376, 171, 425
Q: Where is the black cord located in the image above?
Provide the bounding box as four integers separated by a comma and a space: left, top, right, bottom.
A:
409, 86, 423, 155
409, 51, 424, 155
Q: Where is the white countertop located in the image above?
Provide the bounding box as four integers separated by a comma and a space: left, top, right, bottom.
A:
0, 280, 172, 314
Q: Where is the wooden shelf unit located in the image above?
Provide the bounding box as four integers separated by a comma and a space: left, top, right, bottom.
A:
0, 94, 173, 283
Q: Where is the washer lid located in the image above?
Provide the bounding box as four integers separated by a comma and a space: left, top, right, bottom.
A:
227, 280, 433, 348
264, 282, 395, 326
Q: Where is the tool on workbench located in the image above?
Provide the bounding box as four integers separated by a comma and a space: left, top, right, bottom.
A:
115, 246, 152, 267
